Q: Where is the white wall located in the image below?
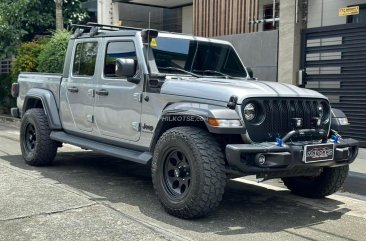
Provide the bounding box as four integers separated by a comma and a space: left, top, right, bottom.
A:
97, 0, 119, 25
182, 5, 193, 34
216, 30, 279, 82
307, 0, 366, 28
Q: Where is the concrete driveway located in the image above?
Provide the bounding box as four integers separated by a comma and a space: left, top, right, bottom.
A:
1, 124, 366, 241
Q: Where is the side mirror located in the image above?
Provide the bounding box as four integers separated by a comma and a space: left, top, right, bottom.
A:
246, 67, 254, 79
115, 58, 138, 83
330, 108, 350, 132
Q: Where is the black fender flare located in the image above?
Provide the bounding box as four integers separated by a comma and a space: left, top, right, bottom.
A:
22, 89, 62, 130
150, 102, 245, 151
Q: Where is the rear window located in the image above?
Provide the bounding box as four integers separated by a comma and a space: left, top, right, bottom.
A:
72, 42, 98, 77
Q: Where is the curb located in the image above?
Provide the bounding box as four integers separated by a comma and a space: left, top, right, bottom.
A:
0, 115, 21, 128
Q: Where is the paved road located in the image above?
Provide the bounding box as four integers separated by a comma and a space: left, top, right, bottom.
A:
1, 124, 366, 241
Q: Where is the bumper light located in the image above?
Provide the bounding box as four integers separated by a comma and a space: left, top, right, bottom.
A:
207, 118, 242, 127
257, 154, 266, 165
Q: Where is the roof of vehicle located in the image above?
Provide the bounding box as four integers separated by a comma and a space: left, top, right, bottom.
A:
70, 22, 232, 46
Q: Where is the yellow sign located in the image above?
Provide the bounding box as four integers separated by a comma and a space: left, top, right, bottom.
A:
339, 6, 359, 16
150, 38, 157, 47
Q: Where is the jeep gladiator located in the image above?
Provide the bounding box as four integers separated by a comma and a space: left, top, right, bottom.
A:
11, 23, 359, 219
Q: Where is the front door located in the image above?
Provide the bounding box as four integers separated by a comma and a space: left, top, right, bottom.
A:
66, 40, 99, 132
94, 39, 143, 141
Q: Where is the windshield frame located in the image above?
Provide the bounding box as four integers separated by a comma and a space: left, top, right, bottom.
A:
146, 33, 249, 79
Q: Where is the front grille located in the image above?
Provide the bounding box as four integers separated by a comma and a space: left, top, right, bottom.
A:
242, 98, 330, 143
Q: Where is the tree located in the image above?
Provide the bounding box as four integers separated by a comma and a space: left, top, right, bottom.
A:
0, 0, 87, 58
55, 0, 64, 30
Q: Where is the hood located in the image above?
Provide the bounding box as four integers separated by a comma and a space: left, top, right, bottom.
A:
160, 78, 327, 103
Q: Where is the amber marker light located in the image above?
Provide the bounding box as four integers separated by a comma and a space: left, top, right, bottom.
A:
207, 118, 242, 127
208, 118, 220, 126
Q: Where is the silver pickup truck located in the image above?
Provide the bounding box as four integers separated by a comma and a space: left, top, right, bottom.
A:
11, 23, 359, 219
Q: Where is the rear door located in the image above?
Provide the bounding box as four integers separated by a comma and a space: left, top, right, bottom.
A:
66, 40, 99, 132
94, 38, 143, 141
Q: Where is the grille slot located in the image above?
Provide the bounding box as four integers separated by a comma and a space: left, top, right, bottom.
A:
242, 98, 330, 143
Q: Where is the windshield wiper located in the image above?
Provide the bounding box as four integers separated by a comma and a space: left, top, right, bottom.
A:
193, 69, 233, 79
157, 67, 201, 77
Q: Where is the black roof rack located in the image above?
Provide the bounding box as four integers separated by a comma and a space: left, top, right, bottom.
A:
86, 22, 143, 31
70, 22, 143, 38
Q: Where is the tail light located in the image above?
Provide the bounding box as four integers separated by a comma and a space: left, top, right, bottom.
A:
11, 83, 19, 98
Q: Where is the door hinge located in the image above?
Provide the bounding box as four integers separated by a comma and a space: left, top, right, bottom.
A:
131, 122, 141, 132
87, 114, 94, 123
88, 89, 95, 97
133, 93, 143, 103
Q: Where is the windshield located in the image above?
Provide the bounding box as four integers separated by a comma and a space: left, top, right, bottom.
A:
151, 37, 247, 78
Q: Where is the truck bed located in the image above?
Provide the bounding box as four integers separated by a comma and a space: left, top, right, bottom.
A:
17, 72, 63, 111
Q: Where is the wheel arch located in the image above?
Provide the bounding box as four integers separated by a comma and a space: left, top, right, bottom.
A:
149, 102, 243, 152
22, 89, 62, 130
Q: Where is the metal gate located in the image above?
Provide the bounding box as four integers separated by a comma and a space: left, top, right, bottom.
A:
301, 22, 366, 147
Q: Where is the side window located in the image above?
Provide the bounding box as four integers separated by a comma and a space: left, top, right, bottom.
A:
104, 41, 137, 78
72, 42, 98, 77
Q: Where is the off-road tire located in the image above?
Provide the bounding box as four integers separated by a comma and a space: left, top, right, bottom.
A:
152, 127, 226, 219
20, 108, 58, 166
282, 165, 349, 198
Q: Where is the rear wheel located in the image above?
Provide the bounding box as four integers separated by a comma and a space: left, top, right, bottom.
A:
282, 165, 349, 198
152, 127, 226, 219
20, 109, 58, 166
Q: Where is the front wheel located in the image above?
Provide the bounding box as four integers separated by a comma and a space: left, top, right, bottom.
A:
282, 165, 349, 198
20, 108, 58, 166
152, 127, 226, 219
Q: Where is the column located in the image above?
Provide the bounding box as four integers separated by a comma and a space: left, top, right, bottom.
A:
277, 0, 305, 85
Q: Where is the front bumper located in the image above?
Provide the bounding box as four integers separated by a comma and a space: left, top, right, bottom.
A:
226, 138, 359, 177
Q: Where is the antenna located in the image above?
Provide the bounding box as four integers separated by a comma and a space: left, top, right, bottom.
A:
146, 11, 152, 72
143, 12, 152, 98
148, 12, 151, 29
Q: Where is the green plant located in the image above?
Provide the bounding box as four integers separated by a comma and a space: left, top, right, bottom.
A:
0, 0, 87, 59
0, 74, 15, 113
37, 30, 71, 73
11, 40, 48, 81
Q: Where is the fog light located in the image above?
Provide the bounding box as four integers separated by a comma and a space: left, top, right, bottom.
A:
258, 154, 266, 165
312, 117, 321, 127
291, 118, 303, 128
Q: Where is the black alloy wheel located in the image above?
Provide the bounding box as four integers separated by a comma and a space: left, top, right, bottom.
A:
24, 123, 37, 153
163, 149, 192, 199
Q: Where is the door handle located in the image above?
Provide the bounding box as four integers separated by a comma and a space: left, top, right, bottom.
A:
96, 89, 109, 96
67, 86, 79, 93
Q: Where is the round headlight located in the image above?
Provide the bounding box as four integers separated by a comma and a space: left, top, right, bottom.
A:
318, 103, 324, 119
244, 103, 256, 121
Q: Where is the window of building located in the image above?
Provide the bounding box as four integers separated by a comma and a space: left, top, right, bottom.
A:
72, 42, 98, 77
347, 4, 366, 24
118, 3, 182, 33
263, 3, 279, 31
104, 41, 137, 78
0, 59, 11, 74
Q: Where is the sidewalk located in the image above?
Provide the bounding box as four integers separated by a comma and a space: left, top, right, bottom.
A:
351, 148, 366, 174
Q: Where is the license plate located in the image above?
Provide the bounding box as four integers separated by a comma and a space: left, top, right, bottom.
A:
303, 143, 334, 163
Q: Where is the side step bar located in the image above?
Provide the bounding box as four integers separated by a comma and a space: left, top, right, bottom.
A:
50, 131, 152, 165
